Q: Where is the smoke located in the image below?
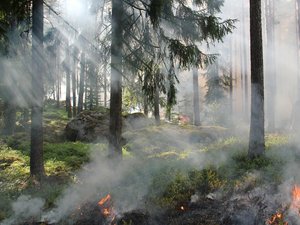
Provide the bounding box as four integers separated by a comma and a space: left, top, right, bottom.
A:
0, 195, 45, 225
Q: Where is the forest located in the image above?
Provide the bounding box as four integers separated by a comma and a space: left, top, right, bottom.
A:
1, 0, 300, 224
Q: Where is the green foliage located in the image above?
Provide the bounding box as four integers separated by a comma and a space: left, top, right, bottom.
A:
168, 39, 216, 69
43, 142, 91, 170
148, 0, 173, 28
148, 166, 225, 208
188, 168, 225, 194
233, 153, 273, 171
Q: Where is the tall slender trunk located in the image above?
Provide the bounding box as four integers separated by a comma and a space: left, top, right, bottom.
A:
72, 47, 77, 117
144, 96, 149, 116
56, 45, 60, 108
89, 65, 94, 110
104, 63, 107, 108
154, 83, 160, 125
295, 0, 300, 100
31, 0, 45, 178
3, 100, 16, 135
109, 0, 124, 159
78, 52, 85, 114
242, 0, 250, 120
66, 47, 72, 118
229, 38, 234, 115
193, 68, 201, 126
248, 0, 265, 158
265, 0, 276, 131
95, 75, 99, 108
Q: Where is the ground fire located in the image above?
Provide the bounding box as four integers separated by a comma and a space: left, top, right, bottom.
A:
266, 184, 300, 224
291, 185, 300, 213
98, 194, 116, 225
267, 211, 288, 225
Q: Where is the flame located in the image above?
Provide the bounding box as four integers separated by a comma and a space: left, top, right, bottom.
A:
98, 194, 113, 217
267, 211, 288, 225
180, 206, 185, 211
98, 194, 116, 225
291, 185, 300, 211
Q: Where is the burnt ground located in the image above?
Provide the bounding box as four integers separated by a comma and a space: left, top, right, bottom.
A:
18, 184, 297, 225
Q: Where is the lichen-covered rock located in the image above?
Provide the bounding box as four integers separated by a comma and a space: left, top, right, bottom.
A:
65, 110, 110, 142
65, 110, 153, 142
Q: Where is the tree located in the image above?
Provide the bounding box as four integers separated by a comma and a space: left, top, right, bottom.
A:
78, 52, 85, 114
248, 0, 265, 158
65, 46, 72, 118
30, 0, 45, 178
193, 68, 201, 126
72, 46, 78, 117
0, 0, 30, 135
108, 0, 124, 159
107, 0, 235, 158
265, 0, 276, 131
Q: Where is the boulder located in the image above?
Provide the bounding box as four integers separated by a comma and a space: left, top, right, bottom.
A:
65, 110, 153, 142
65, 110, 110, 142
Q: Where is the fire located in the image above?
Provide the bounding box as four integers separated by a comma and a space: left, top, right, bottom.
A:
98, 194, 112, 217
267, 211, 288, 225
291, 185, 300, 211
98, 194, 116, 225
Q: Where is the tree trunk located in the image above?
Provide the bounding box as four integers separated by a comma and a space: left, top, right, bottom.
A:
265, 0, 276, 131
72, 47, 77, 117
143, 96, 149, 116
78, 52, 85, 114
55, 40, 61, 108
66, 47, 72, 118
30, 0, 45, 178
109, 0, 124, 159
229, 38, 234, 115
241, 0, 250, 120
154, 83, 160, 125
297, 0, 300, 100
2, 100, 16, 135
104, 63, 107, 108
193, 68, 201, 126
89, 64, 94, 110
248, 0, 265, 158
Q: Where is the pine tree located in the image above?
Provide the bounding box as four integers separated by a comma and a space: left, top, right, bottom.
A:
248, 0, 265, 158
30, 0, 45, 178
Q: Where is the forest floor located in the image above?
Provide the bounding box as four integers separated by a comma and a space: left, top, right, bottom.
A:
0, 105, 299, 224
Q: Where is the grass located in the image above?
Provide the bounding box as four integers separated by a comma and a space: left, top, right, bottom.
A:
0, 106, 295, 222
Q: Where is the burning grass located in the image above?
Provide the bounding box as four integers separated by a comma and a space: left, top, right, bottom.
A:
0, 121, 298, 224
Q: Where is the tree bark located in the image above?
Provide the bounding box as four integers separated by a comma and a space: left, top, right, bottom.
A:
72, 47, 77, 117
144, 96, 149, 116
265, 0, 276, 131
154, 83, 160, 125
248, 0, 265, 158
66, 47, 72, 118
295, 0, 300, 101
56, 43, 60, 108
109, 0, 124, 159
229, 38, 233, 115
193, 68, 201, 126
30, 0, 45, 178
78, 52, 85, 114
241, 0, 250, 120
2, 100, 16, 135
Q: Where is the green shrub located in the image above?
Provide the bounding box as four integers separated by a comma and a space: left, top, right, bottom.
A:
147, 166, 225, 208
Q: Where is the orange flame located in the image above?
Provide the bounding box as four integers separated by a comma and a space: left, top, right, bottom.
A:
98, 194, 112, 217
267, 212, 288, 225
98, 194, 111, 206
291, 185, 300, 211
98, 194, 116, 225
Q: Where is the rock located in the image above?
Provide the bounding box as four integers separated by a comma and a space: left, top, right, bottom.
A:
65, 110, 153, 142
123, 113, 155, 130
65, 110, 110, 142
